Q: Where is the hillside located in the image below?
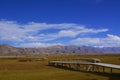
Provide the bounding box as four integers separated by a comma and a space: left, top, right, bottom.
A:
0, 44, 120, 55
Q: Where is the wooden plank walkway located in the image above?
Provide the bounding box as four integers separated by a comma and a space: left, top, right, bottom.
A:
92, 63, 120, 73
48, 61, 120, 73
93, 63, 120, 69
49, 61, 93, 64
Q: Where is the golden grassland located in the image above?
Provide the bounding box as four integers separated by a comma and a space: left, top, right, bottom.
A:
0, 54, 120, 80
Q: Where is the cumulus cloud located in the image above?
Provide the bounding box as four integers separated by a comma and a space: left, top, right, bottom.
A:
70, 34, 120, 47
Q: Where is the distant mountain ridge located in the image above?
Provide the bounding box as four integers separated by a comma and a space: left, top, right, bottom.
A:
0, 44, 120, 55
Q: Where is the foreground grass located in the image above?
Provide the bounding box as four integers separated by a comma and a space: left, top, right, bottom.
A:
0, 54, 120, 80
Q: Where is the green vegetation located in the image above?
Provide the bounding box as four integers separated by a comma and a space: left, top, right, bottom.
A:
0, 54, 120, 80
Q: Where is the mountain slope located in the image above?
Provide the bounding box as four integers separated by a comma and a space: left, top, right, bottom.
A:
0, 44, 120, 55
0, 44, 20, 55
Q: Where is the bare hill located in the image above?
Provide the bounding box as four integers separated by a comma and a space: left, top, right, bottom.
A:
0, 44, 120, 55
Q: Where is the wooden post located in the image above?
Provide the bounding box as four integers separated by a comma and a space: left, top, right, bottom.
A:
79, 64, 81, 70
62, 63, 64, 67
95, 65, 100, 72
87, 65, 92, 71
92, 65, 95, 71
103, 66, 105, 73
110, 68, 112, 73
68, 64, 71, 68
85, 65, 88, 71
76, 64, 80, 70
61, 63, 63, 67
64, 64, 67, 67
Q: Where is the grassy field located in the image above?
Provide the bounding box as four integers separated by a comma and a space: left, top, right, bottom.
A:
0, 54, 120, 80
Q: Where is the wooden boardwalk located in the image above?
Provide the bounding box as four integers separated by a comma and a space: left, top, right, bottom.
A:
48, 60, 120, 73
93, 63, 120, 73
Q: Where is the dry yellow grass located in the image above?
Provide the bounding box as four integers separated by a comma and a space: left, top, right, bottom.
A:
0, 54, 120, 80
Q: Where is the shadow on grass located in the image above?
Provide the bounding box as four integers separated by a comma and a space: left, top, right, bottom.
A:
47, 65, 120, 80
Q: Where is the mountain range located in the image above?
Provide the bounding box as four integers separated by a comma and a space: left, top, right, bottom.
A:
0, 44, 120, 56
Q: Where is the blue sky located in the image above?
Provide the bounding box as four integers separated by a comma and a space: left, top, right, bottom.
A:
0, 0, 120, 47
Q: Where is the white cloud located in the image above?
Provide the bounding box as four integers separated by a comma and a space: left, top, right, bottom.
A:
58, 30, 78, 37
71, 38, 100, 45
107, 34, 120, 41
70, 34, 120, 47
0, 21, 25, 42
0, 20, 108, 43
0, 20, 112, 47
17, 42, 63, 48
